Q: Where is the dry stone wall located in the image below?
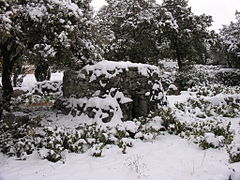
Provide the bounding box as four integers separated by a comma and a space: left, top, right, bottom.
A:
55, 60, 167, 124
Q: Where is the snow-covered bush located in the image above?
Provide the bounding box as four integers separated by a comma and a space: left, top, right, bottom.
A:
173, 65, 239, 90
160, 72, 176, 91
228, 142, 240, 163
0, 122, 37, 159
158, 60, 177, 90
37, 121, 164, 161
180, 119, 233, 149
190, 85, 240, 97
166, 84, 180, 95
0, 113, 170, 162
175, 96, 240, 118
174, 67, 208, 90
31, 81, 62, 96
215, 69, 240, 86
90, 143, 105, 157
13, 80, 62, 107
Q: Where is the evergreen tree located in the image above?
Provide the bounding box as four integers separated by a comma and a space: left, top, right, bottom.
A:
23, 0, 101, 81
161, 0, 212, 70
0, 0, 101, 116
0, 0, 26, 115
220, 11, 240, 68
208, 31, 229, 66
96, 0, 162, 64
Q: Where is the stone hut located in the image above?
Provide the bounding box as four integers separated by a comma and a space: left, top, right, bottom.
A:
54, 60, 167, 124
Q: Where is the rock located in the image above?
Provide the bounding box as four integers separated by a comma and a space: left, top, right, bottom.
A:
55, 60, 167, 124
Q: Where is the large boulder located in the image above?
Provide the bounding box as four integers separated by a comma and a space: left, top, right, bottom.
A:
54, 60, 167, 125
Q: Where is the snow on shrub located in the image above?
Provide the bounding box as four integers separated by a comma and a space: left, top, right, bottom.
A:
175, 95, 240, 118
175, 119, 234, 149
0, 122, 37, 160
228, 142, 240, 163
216, 69, 240, 86
190, 84, 240, 97
0, 110, 171, 162
13, 80, 62, 107
174, 65, 239, 91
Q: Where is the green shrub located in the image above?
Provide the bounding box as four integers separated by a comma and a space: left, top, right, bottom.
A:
228, 142, 240, 163
174, 67, 208, 91
175, 97, 240, 118
0, 116, 168, 162
180, 120, 233, 149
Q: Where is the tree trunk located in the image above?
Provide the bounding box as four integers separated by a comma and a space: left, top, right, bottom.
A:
0, 38, 22, 119
177, 57, 183, 71
13, 61, 24, 87
35, 63, 51, 82
175, 38, 183, 71
2, 59, 14, 111
0, 56, 15, 119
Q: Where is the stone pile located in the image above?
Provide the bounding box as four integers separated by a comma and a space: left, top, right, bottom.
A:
54, 60, 167, 124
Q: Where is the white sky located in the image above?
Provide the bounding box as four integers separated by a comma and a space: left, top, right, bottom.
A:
91, 0, 240, 31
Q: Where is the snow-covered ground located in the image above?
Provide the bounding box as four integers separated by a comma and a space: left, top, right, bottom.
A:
1, 135, 239, 180
0, 71, 240, 180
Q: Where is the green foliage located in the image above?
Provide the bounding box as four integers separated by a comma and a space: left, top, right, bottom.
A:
228, 142, 240, 163
220, 11, 240, 68
0, 116, 166, 162
97, 0, 162, 64
174, 67, 208, 90
208, 31, 229, 66
157, 108, 177, 132
190, 85, 240, 97
0, 122, 37, 159
215, 70, 240, 86
90, 143, 105, 157
162, 0, 212, 69
179, 120, 233, 149
175, 96, 240, 118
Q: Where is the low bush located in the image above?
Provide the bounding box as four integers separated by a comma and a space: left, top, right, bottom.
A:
190, 85, 240, 97
179, 119, 233, 149
228, 142, 240, 163
175, 96, 240, 118
0, 110, 170, 162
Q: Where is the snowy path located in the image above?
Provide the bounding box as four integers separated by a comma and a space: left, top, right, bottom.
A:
1, 135, 239, 180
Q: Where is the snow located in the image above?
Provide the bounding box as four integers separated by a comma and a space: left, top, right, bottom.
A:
50, 72, 64, 81
0, 135, 239, 180
80, 60, 160, 82
81, 95, 123, 126
167, 91, 193, 107
123, 121, 138, 133
168, 84, 178, 90
27, 5, 47, 22
1, 67, 240, 180
16, 72, 63, 92
113, 90, 132, 104
20, 74, 37, 91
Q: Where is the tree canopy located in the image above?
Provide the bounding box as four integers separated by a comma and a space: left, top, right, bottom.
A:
0, 0, 101, 115
220, 11, 240, 68
96, 0, 212, 69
